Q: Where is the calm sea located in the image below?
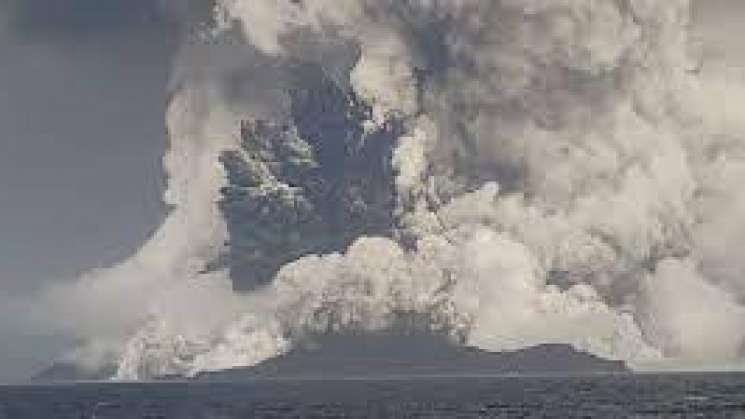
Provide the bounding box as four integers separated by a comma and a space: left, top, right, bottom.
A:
1, 374, 745, 418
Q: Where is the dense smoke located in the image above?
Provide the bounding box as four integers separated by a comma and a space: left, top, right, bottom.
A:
45, 0, 745, 379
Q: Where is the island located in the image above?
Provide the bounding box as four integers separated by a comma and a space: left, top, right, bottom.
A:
34, 333, 628, 382
195, 333, 629, 381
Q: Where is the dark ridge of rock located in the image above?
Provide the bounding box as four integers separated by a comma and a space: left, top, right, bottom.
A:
196, 334, 629, 380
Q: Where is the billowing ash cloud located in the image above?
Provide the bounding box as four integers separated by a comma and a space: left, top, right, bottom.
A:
42, 0, 745, 379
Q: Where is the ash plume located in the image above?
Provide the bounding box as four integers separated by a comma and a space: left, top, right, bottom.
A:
43, 0, 745, 379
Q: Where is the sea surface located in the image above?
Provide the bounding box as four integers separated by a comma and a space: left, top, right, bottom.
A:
2, 374, 745, 418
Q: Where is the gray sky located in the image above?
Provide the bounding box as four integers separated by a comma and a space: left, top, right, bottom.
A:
0, 1, 173, 381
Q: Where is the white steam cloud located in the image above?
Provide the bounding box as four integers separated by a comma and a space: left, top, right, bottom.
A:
45, 0, 745, 378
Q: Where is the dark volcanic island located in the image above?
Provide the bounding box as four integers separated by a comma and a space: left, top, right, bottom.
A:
34, 334, 628, 382
195, 334, 629, 381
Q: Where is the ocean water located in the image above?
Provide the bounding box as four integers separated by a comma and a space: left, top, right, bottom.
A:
1, 374, 745, 418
